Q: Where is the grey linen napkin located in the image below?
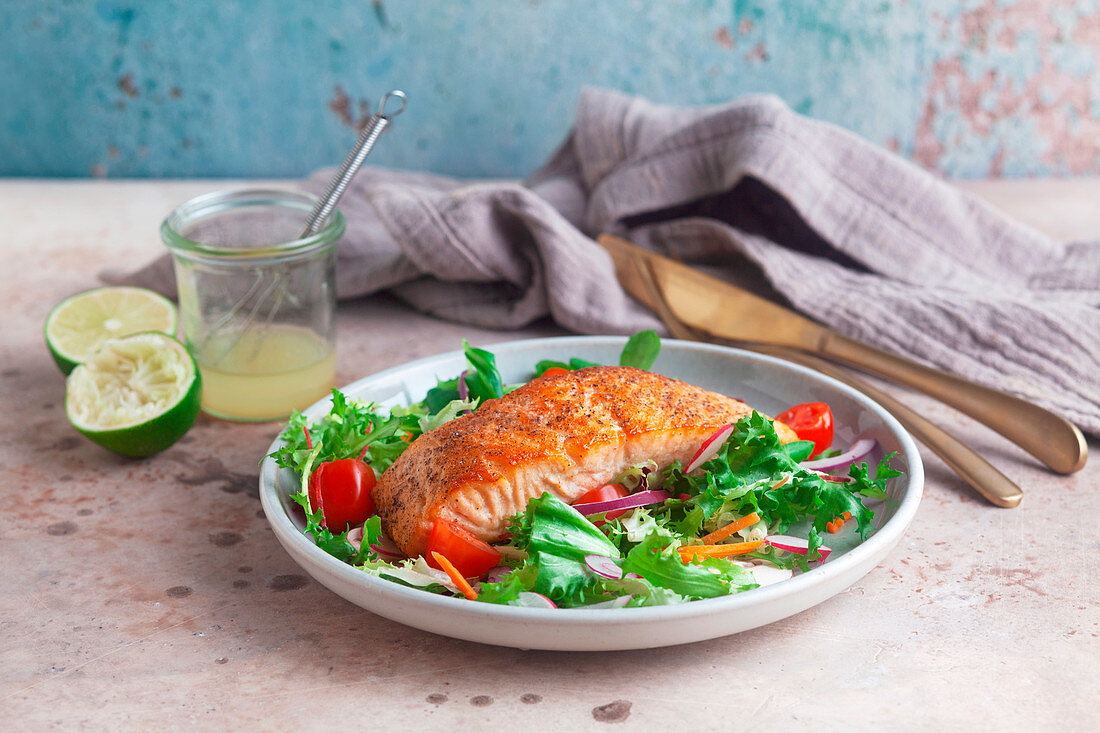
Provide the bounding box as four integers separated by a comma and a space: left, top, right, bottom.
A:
107, 88, 1100, 434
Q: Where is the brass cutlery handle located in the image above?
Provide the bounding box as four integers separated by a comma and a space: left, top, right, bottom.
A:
819, 333, 1087, 475
756, 347, 1024, 507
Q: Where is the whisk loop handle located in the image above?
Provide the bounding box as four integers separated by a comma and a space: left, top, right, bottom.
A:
300, 90, 407, 237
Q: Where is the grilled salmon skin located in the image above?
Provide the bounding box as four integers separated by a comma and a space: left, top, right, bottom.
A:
373, 366, 797, 557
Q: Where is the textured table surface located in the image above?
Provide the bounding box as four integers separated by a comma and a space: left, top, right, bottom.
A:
1, 179, 1096, 730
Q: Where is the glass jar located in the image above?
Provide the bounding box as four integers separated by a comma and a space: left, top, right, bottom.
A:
161, 189, 345, 421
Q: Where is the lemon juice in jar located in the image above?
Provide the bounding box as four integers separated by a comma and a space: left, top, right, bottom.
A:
196, 324, 335, 421
162, 189, 344, 422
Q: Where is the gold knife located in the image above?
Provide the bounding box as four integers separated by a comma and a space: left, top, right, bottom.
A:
599, 233, 1087, 476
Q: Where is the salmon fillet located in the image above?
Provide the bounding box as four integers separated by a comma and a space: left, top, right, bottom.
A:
373, 366, 797, 557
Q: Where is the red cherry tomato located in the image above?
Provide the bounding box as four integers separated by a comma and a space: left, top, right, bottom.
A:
425, 519, 502, 578
574, 483, 630, 520
540, 366, 570, 378
775, 402, 834, 457
307, 459, 377, 532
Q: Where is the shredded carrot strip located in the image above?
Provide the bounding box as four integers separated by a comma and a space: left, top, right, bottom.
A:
827, 512, 854, 533
679, 539, 765, 562
699, 512, 761, 545
431, 551, 478, 600
772, 476, 790, 490
302, 426, 312, 450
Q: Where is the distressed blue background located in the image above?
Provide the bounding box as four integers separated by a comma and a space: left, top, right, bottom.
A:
4, 0, 1099, 179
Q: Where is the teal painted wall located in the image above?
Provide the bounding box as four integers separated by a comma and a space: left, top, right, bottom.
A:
4, 0, 1099, 179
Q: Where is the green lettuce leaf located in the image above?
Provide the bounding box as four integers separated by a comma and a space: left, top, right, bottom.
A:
510, 493, 620, 561
423, 378, 460, 414
270, 389, 420, 477
533, 552, 597, 603
622, 534, 753, 599
849, 454, 902, 501
417, 397, 480, 433
289, 491, 358, 562
476, 564, 536, 605
461, 339, 505, 401
619, 329, 661, 370
352, 515, 385, 565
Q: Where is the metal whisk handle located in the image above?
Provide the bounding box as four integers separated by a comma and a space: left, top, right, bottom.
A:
299, 89, 407, 237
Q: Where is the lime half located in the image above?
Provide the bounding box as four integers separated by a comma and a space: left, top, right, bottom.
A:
45, 287, 178, 375
66, 333, 202, 458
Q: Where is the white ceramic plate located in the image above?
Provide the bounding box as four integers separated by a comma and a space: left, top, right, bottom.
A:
259, 337, 923, 651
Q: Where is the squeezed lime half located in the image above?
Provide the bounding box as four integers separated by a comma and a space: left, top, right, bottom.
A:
65, 333, 202, 457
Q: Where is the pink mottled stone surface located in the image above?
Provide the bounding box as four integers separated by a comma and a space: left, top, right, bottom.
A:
0, 180, 1096, 729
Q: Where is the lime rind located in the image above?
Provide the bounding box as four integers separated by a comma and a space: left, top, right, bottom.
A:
66, 332, 202, 458
45, 286, 178, 375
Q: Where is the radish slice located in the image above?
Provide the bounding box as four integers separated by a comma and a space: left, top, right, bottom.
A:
802, 438, 876, 472
583, 596, 633, 609
346, 526, 404, 560
584, 554, 623, 580
574, 489, 671, 516
748, 564, 794, 586
353, 528, 403, 561
765, 534, 832, 560
485, 565, 512, 584
515, 592, 557, 609
686, 424, 735, 472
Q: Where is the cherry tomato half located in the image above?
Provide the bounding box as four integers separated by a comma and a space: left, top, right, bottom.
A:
574, 483, 630, 520
425, 519, 502, 578
540, 367, 570, 378
307, 459, 377, 532
774, 401, 834, 457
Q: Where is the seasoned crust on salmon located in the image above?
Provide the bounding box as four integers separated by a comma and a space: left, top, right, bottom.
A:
373, 366, 797, 557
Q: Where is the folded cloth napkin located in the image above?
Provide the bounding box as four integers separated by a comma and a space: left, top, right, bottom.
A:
107, 88, 1100, 434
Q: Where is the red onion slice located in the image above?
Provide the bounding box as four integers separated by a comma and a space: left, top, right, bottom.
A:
485, 565, 512, 584
623, 572, 643, 580
584, 554, 623, 580
346, 525, 364, 552
802, 438, 876, 472
457, 369, 469, 400
574, 489, 671, 516
515, 591, 557, 609
685, 424, 735, 472
764, 534, 832, 560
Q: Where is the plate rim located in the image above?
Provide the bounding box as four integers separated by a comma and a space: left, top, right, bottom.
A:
259, 336, 924, 629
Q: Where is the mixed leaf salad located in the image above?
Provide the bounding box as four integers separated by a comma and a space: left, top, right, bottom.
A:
270, 332, 901, 609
